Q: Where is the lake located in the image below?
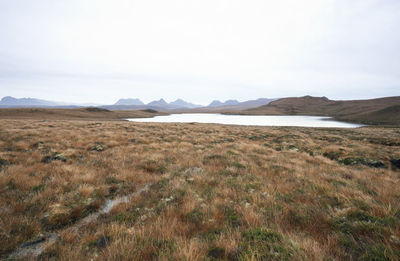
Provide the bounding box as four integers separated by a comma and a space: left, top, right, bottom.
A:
127, 113, 363, 128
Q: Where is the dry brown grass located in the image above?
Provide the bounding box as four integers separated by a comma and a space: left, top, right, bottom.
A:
242, 96, 400, 126
0, 108, 166, 121
0, 119, 400, 260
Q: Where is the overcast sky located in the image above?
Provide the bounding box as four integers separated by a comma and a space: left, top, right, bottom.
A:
0, 0, 399, 105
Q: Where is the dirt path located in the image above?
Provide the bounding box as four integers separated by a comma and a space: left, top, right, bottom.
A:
4, 184, 151, 260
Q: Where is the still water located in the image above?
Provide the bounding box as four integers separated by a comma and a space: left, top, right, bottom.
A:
127, 113, 363, 128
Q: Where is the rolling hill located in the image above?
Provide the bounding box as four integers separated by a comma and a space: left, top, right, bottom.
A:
243, 96, 400, 125
0, 108, 166, 120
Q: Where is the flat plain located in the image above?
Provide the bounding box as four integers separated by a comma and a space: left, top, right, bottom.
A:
1, 119, 400, 260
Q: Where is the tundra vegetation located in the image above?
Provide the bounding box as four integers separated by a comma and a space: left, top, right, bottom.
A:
0, 119, 399, 260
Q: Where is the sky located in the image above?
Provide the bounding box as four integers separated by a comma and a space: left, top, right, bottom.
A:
0, 0, 399, 105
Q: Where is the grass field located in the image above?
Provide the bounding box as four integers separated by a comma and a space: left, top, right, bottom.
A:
1, 119, 400, 260
0, 108, 166, 121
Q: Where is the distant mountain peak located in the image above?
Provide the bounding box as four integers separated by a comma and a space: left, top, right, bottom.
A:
170, 99, 201, 108
208, 100, 223, 107
1, 96, 17, 102
208, 99, 240, 107
148, 98, 169, 106
0, 96, 60, 106
114, 98, 144, 106
223, 99, 240, 105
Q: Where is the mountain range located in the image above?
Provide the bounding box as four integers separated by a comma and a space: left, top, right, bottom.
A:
0, 96, 61, 107
105, 98, 203, 110
177, 98, 277, 112
0, 96, 275, 110
0, 96, 99, 108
